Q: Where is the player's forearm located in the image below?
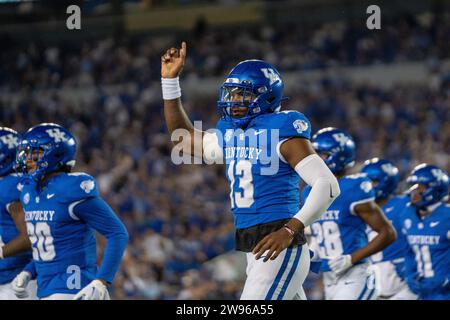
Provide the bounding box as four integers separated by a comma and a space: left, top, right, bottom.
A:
74, 197, 129, 283
351, 227, 396, 264
1, 234, 31, 258
290, 154, 340, 230
97, 231, 128, 283
163, 97, 195, 135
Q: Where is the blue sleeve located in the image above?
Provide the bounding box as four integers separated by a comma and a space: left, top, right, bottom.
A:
24, 260, 37, 280
278, 111, 311, 140
301, 185, 312, 205
73, 196, 129, 283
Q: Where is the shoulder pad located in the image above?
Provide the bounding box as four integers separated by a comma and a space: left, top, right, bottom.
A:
58, 172, 99, 203
343, 174, 375, 198
274, 110, 311, 140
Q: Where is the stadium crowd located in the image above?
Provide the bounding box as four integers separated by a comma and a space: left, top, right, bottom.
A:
0, 12, 449, 299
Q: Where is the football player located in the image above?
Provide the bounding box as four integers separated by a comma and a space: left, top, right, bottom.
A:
303, 128, 396, 300
10, 123, 128, 300
401, 164, 449, 300
161, 42, 340, 299
0, 127, 36, 299
361, 158, 417, 299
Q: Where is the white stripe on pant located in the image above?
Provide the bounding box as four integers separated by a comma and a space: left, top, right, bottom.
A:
240, 243, 310, 300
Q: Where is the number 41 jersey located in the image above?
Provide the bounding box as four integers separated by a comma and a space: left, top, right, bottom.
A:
303, 174, 376, 271
214, 110, 311, 229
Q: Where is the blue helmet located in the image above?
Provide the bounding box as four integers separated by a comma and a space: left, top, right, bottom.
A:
406, 163, 449, 208
311, 127, 356, 174
217, 59, 285, 128
361, 158, 400, 200
17, 123, 76, 180
0, 127, 20, 176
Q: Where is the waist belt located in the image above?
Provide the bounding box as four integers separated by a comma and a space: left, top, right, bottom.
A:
235, 218, 306, 252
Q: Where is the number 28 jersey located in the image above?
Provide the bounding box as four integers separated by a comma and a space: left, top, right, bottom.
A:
211, 110, 312, 229
302, 174, 375, 271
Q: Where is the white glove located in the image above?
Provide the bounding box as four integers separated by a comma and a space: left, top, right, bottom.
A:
328, 255, 353, 276
73, 280, 110, 300
11, 271, 31, 299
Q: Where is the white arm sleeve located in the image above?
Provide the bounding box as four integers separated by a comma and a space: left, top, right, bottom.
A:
293, 154, 340, 227
202, 131, 223, 163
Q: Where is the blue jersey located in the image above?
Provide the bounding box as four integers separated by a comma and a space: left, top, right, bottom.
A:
366, 195, 410, 276
216, 110, 311, 229
0, 173, 32, 284
303, 174, 375, 271
401, 203, 450, 300
21, 172, 128, 298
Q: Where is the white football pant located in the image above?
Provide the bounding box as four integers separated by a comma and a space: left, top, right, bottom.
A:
241, 243, 310, 300
323, 263, 378, 300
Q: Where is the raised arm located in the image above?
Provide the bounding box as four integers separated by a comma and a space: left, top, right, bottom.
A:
352, 201, 397, 264
162, 42, 204, 157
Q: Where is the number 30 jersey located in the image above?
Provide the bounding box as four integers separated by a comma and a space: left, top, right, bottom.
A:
302, 174, 376, 271
213, 110, 311, 229
20, 173, 98, 274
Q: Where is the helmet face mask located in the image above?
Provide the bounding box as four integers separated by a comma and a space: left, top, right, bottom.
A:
217, 60, 284, 128
406, 164, 449, 208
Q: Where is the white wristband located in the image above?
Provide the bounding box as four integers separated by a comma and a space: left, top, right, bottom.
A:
0, 246, 3, 259
161, 77, 181, 100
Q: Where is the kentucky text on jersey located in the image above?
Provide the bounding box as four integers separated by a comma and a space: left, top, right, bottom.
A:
407, 235, 440, 245
318, 210, 340, 221
25, 210, 55, 221
225, 147, 264, 160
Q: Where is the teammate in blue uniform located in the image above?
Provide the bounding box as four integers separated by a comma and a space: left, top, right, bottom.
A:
0, 127, 36, 299
303, 128, 396, 300
162, 42, 340, 299
401, 164, 449, 300
11, 123, 128, 300
361, 158, 417, 299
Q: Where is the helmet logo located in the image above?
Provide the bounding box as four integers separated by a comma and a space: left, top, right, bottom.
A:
381, 163, 398, 176
0, 134, 19, 149
431, 168, 448, 182
332, 133, 349, 147
46, 129, 68, 143
260, 68, 280, 85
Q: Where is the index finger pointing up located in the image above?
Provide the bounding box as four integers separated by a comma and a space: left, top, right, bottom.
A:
180, 41, 187, 58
